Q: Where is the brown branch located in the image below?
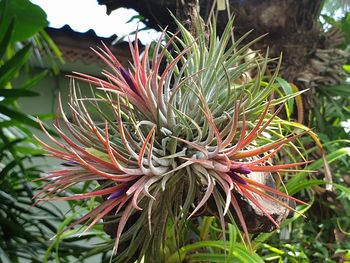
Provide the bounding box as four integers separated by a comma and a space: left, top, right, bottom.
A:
176, 0, 202, 37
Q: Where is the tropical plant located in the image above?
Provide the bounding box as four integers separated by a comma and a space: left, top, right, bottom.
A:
254, 5, 350, 262
34, 15, 315, 262
0, 1, 51, 261
0, 0, 108, 262
0, 0, 63, 71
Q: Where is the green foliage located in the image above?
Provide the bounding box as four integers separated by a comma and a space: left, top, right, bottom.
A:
341, 12, 350, 48
0, 0, 63, 73
322, 0, 350, 15
0, 0, 48, 43
0, 13, 50, 260
0, 1, 107, 262
255, 6, 350, 262
164, 220, 264, 263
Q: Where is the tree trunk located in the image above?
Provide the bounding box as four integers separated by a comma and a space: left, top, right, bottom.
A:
176, 0, 200, 36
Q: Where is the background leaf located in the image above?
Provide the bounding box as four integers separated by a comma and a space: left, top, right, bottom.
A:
0, 0, 48, 43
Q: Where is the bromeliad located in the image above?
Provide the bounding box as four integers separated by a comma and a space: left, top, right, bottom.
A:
35, 18, 311, 261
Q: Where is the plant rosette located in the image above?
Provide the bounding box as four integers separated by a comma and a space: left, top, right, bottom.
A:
35, 18, 311, 261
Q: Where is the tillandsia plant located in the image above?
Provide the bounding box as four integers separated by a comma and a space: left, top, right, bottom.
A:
35, 18, 312, 262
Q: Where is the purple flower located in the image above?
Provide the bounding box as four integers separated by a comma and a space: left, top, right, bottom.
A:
233, 167, 251, 175
107, 185, 129, 200
119, 67, 139, 95
228, 167, 251, 185
60, 161, 79, 167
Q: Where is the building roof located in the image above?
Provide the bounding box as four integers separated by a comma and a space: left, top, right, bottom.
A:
46, 25, 135, 66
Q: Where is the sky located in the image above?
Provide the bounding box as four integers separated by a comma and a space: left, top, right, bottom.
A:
30, 0, 160, 44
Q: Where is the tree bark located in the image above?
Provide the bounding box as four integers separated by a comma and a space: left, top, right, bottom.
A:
176, 0, 200, 36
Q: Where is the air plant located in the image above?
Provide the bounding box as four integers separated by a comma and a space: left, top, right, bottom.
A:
35, 18, 311, 262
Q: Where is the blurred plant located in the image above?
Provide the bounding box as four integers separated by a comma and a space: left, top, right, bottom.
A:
308, 11, 350, 262
35, 15, 315, 262
322, 0, 350, 19
0, 0, 63, 73
254, 6, 350, 262
0, 0, 109, 262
